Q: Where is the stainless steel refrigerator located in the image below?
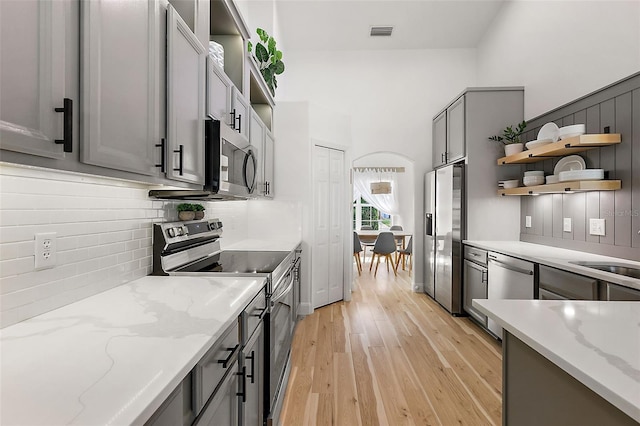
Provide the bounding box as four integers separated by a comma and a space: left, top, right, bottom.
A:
424, 163, 464, 314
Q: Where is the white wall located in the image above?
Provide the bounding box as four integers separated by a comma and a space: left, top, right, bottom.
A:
277, 49, 478, 290
477, 0, 640, 119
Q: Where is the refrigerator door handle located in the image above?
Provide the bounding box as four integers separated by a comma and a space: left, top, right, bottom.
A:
425, 213, 433, 236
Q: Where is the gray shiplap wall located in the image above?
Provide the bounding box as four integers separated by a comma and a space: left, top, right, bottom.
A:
516, 72, 640, 261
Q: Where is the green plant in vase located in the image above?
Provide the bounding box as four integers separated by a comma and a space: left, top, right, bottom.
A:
192, 203, 205, 220
248, 28, 284, 96
176, 203, 195, 221
488, 121, 527, 156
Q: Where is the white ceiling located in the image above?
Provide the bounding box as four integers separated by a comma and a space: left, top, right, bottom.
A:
275, 0, 507, 51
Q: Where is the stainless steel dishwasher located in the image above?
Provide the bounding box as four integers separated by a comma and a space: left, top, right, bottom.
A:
487, 252, 535, 338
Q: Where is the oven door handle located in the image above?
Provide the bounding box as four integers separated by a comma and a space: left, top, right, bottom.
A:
271, 275, 294, 307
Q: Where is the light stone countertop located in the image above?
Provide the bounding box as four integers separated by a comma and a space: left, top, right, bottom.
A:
222, 238, 301, 252
473, 299, 640, 423
0, 275, 267, 426
464, 240, 640, 290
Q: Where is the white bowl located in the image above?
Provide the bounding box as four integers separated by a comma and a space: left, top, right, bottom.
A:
546, 175, 560, 184
500, 179, 519, 189
525, 139, 553, 150
524, 170, 544, 177
537, 122, 560, 142
523, 176, 545, 187
558, 169, 604, 182
558, 124, 586, 140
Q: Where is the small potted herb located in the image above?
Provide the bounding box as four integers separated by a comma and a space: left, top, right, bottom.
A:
192, 203, 205, 220
489, 121, 527, 156
176, 203, 195, 221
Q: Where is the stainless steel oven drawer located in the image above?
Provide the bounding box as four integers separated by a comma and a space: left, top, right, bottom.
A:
194, 319, 240, 414
242, 285, 267, 344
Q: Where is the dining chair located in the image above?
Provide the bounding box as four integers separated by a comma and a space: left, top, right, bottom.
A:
395, 236, 413, 275
353, 231, 363, 275
359, 226, 376, 264
369, 232, 398, 277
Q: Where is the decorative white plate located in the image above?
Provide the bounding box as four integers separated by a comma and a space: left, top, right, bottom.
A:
523, 176, 545, 187
559, 169, 604, 182
546, 175, 560, 184
537, 122, 560, 143
524, 170, 544, 177
500, 179, 519, 189
558, 124, 586, 140
553, 155, 586, 175
525, 139, 553, 150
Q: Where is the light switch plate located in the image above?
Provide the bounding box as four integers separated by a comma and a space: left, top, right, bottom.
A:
589, 218, 605, 236
563, 218, 572, 233
525, 216, 532, 228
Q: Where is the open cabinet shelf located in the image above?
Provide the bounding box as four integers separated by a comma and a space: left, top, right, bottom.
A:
498, 180, 621, 196
497, 134, 621, 165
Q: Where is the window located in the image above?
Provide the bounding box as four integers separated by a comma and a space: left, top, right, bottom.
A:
353, 197, 391, 230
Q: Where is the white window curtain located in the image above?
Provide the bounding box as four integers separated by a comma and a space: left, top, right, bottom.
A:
353, 170, 400, 216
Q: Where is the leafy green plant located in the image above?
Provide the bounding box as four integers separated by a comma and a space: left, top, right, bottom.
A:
176, 203, 194, 212
248, 28, 284, 96
192, 203, 205, 212
488, 121, 527, 145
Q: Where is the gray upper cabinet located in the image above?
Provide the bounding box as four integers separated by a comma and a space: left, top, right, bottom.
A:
249, 109, 265, 195
432, 111, 447, 168
166, 4, 206, 184
231, 88, 250, 140
206, 57, 233, 123
432, 95, 465, 168
446, 96, 465, 163
0, 0, 78, 159
263, 130, 274, 198
80, 0, 162, 176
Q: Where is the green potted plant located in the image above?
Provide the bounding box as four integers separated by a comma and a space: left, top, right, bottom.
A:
176, 203, 195, 221
248, 28, 284, 96
488, 121, 527, 156
192, 203, 205, 220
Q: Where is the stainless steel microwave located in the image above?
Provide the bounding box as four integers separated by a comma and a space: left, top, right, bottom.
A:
205, 118, 257, 199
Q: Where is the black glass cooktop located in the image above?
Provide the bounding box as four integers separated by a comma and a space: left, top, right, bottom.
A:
176, 250, 290, 274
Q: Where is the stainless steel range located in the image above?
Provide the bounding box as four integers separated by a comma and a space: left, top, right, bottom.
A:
151, 219, 299, 426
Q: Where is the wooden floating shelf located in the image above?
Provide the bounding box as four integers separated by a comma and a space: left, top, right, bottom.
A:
497, 134, 621, 165
498, 180, 621, 196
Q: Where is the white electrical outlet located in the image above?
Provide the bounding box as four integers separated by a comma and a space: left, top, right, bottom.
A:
589, 218, 606, 236
35, 232, 57, 270
525, 216, 532, 228
563, 218, 572, 233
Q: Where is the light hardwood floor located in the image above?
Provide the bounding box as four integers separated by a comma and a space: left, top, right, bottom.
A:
281, 261, 503, 425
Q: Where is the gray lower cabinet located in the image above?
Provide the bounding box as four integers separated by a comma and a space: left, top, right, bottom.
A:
80, 0, 162, 176
605, 282, 640, 301
539, 265, 598, 300
503, 331, 638, 426
145, 375, 194, 426
0, 0, 79, 160
166, 4, 206, 184
194, 360, 240, 426
463, 259, 488, 327
241, 322, 264, 426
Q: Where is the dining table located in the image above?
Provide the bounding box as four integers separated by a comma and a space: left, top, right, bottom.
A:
356, 229, 413, 264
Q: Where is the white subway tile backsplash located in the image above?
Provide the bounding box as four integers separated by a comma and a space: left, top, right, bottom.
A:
0, 163, 256, 328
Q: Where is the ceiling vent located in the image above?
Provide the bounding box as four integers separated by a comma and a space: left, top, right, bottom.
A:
370, 26, 393, 37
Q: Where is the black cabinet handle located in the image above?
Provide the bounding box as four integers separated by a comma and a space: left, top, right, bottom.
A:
236, 114, 242, 133
173, 144, 184, 175
441, 153, 445, 163
155, 138, 166, 172
54, 98, 73, 153
246, 351, 255, 384
237, 366, 247, 403
230, 109, 236, 129
266, 181, 270, 195
251, 307, 267, 319
217, 344, 239, 368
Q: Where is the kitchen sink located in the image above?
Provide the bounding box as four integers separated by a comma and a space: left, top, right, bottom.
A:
570, 261, 640, 279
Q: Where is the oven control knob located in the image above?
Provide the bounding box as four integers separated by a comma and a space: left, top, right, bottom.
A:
176, 227, 184, 236
167, 228, 175, 238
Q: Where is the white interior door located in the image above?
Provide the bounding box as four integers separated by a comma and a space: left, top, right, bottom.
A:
312, 145, 344, 309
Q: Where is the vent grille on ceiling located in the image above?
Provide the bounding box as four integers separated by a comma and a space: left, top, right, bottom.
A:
370, 26, 393, 37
